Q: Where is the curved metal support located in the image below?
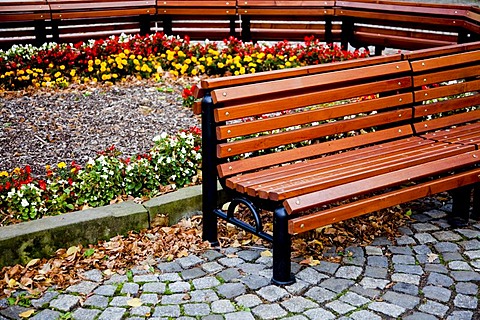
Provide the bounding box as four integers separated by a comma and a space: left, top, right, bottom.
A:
227, 198, 262, 234
213, 196, 273, 242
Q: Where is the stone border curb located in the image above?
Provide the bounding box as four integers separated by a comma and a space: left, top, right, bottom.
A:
0, 184, 225, 268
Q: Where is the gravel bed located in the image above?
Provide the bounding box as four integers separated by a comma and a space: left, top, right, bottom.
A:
0, 81, 200, 176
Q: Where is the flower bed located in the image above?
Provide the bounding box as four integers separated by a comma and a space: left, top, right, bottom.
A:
0, 33, 368, 224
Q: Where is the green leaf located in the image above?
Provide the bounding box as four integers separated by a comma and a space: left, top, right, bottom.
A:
66, 204, 74, 210
83, 248, 95, 257
405, 209, 412, 217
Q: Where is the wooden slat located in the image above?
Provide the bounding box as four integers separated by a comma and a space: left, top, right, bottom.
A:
414, 79, 480, 102
52, 8, 153, 19
158, 8, 235, 15
211, 61, 410, 104
410, 50, 480, 73
217, 108, 412, 158
217, 91, 411, 139
157, 1, 236, 7
200, 55, 402, 91
336, 1, 467, 16
412, 65, 479, 87
215, 79, 411, 123
422, 122, 480, 146
227, 137, 426, 190
403, 41, 480, 60
414, 109, 480, 134
218, 125, 413, 178
238, 8, 334, 15
238, 1, 335, 7
354, 32, 454, 50
263, 143, 470, 201
414, 94, 480, 118
288, 167, 480, 234
284, 149, 480, 214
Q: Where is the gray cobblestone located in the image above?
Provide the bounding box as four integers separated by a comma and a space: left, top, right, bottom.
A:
320, 278, 354, 293
460, 239, 480, 250
447, 311, 474, 320
456, 229, 480, 238
412, 223, 440, 232
325, 300, 356, 314
449, 261, 472, 270
130, 306, 151, 316
396, 235, 416, 245
157, 261, 183, 273
84, 295, 109, 308
217, 283, 246, 299
192, 276, 220, 289
257, 285, 289, 302
339, 292, 370, 306
177, 255, 204, 269
169, 281, 191, 293
66, 281, 98, 295
414, 244, 433, 255
364, 266, 388, 279
109, 296, 131, 307
303, 307, 336, 320
31, 292, 59, 308
241, 274, 270, 290
424, 264, 448, 274
153, 305, 180, 317
237, 250, 261, 261
433, 230, 462, 241
211, 299, 235, 313
158, 272, 182, 282
80, 269, 104, 282
94, 284, 117, 296
285, 279, 310, 295
98, 307, 126, 320
104, 274, 127, 285
71, 308, 101, 320
453, 294, 478, 309
183, 303, 210, 316
121, 282, 139, 295
392, 255, 416, 265
30, 309, 61, 320
235, 294, 262, 308
201, 250, 224, 261
359, 277, 390, 290
314, 261, 339, 274
382, 291, 420, 309
239, 262, 266, 275
388, 246, 413, 255
133, 274, 159, 282
368, 301, 406, 317
434, 242, 460, 253
465, 250, 480, 259
422, 285, 452, 302
161, 293, 190, 305
365, 246, 383, 255
455, 282, 478, 295
225, 311, 255, 320
201, 261, 224, 273
444, 252, 465, 261
391, 273, 420, 285
217, 268, 241, 282
419, 300, 449, 317
367, 256, 388, 268
296, 267, 328, 284
392, 282, 419, 296
252, 304, 287, 319
218, 257, 244, 268
190, 289, 219, 303
350, 310, 382, 320
142, 282, 166, 293
403, 312, 438, 320
427, 272, 454, 287
140, 293, 158, 305
281, 296, 319, 313
394, 264, 424, 275
49, 294, 80, 312
305, 287, 336, 303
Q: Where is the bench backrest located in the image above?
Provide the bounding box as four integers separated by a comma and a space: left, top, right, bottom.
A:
206, 56, 413, 180
407, 44, 480, 141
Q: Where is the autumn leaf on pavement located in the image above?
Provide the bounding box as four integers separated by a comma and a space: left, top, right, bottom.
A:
127, 298, 143, 307
427, 253, 439, 263
19, 309, 35, 318
260, 250, 272, 257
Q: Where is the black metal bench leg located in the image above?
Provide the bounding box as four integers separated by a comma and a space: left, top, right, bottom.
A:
272, 207, 295, 286
201, 92, 219, 246
448, 185, 472, 227
471, 183, 480, 221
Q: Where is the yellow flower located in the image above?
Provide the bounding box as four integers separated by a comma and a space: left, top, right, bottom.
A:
191, 69, 198, 76
119, 52, 126, 59
57, 162, 67, 169
88, 66, 93, 72
243, 56, 252, 62
289, 55, 297, 62
137, 54, 143, 60
285, 61, 292, 67
124, 49, 130, 55
0, 171, 8, 177
129, 54, 136, 60
88, 60, 94, 66
54, 71, 61, 78
250, 68, 256, 74
217, 62, 225, 68
13, 167, 21, 175
60, 65, 65, 70
48, 63, 54, 68
70, 69, 76, 77
185, 59, 191, 65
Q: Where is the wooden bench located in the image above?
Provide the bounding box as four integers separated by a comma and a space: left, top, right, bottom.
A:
197, 41, 480, 284
237, 0, 337, 42
49, 0, 155, 43
336, 0, 480, 54
156, 0, 239, 40
0, 1, 50, 49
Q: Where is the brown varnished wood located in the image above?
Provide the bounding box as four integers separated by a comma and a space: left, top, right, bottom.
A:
354, 32, 454, 50
414, 94, 480, 119
404, 41, 480, 60
211, 61, 410, 104
414, 79, 480, 103
287, 168, 480, 234
284, 149, 480, 214
412, 65, 479, 87
157, 1, 236, 7
410, 50, 480, 73
237, 1, 335, 7
218, 125, 413, 178
421, 122, 480, 146
217, 108, 412, 158
354, 25, 457, 43
215, 81, 411, 123
230, 137, 427, 191
414, 109, 480, 134
262, 143, 470, 201
52, 8, 153, 19
237, 8, 334, 15
216, 88, 412, 140
158, 8, 235, 15
200, 55, 402, 91
336, 0, 467, 16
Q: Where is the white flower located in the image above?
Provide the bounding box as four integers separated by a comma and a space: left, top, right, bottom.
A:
21, 199, 29, 207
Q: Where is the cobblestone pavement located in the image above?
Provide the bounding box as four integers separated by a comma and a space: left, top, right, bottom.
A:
1, 207, 480, 320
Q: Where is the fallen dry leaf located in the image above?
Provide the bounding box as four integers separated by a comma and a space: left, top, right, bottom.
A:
260, 250, 273, 257
427, 253, 439, 263
19, 309, 35, 318
25, 259, 40, 269
127, 298, 143, 307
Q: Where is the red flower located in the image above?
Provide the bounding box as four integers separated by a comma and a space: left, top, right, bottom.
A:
38, 180, 47, 191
